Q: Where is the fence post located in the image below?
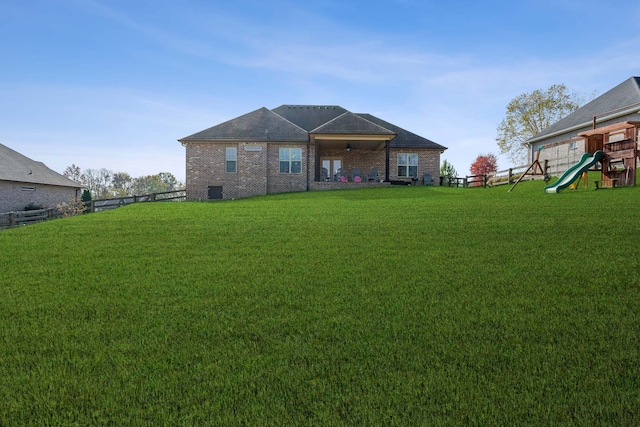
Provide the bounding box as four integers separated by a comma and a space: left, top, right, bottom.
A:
508, 168, 513, 184
483, 174, 487, 187
9, 212, 15, 228
48, 209, 54, 220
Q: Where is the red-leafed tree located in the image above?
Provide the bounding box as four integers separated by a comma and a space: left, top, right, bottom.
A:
469, 153, 498, 186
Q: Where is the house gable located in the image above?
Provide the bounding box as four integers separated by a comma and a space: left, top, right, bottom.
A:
357, 113, 447, 150
271, 105, 347, 131
179, 107, 308, 143
311, 112, 396, 136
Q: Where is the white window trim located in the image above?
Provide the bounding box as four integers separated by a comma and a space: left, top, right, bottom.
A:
397, 153, 418, 178
279, 148, 302, 174
225, 147, 237, 173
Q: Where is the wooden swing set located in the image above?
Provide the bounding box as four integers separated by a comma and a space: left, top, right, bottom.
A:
508, 146, 548, 192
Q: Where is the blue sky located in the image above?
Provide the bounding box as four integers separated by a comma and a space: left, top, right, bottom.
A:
2, 0, 640, 182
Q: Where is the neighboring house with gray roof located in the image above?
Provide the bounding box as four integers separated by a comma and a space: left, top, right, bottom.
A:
0, 143, 82, 213
179, 105, 447, 200
528, 77, 640, 175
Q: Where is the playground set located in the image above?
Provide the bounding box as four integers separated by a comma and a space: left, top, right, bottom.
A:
510, 121, 639, 193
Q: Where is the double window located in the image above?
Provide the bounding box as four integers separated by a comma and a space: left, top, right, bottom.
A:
397, 153, 418, 177
279, 148, 302, 174
225, 147, 237, 173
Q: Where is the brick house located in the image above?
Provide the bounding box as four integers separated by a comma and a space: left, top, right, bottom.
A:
528, 77, 640, 176
179, 105, 447, 200
0, 143, 82, 213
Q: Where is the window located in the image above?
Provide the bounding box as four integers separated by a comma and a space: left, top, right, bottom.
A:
279, 148, 302, 174
225, 147, 237, 173
397, 153, 418, 177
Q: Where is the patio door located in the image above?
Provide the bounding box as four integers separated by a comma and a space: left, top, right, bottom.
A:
321, 158, 342, 181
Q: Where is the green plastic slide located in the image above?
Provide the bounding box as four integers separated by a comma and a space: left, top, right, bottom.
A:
544, 150, 604, 193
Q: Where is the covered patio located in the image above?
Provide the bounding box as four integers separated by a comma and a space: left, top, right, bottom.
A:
310, 111, 397, 184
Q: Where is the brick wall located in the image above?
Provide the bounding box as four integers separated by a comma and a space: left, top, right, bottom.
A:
0, 181, 79, 213
318, 147, 441, 182
266, 144, 309, 195
186, 142, 308, 200
398, 149, 441, 183
185, 142, 443, 200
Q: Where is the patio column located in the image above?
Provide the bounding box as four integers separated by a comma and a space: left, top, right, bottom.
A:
314, 137, 320, 182
385, 140, 390, 182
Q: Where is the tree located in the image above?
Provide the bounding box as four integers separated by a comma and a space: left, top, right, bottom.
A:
130, 174, 167, 195
440, 159, 457, 185
157, 172, 181, 191
81, 189, 92, 203
82, 168, 113, 199
63, 164, 84, 183
63, 165, 184, 198
111, 172, 133, 197
470, 153, 498, 186
496, 84, 585, 165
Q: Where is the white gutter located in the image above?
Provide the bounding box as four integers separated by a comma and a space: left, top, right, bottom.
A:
528, 104, 640, 144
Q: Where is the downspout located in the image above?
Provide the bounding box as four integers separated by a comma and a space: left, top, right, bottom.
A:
385, 140, 390, 182
306, 134, 311, 192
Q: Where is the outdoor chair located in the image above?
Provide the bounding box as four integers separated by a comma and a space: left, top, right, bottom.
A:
352, 169, 362, 182
321, 167, 329, 181
367, 168, 378, 181
423, 173, 434, 186
337, 168, 347, 181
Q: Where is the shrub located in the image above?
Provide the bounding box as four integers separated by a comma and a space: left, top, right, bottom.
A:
56, 197, 86, 217
23, 202, 44, 211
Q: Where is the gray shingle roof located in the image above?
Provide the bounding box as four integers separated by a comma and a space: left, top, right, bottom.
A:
312, 112, 396, 135
179, 107, 308, 142
0, 143, 82, 187
271, 105, 347, 131
529, 77, 640, 142
180, 104, 445, 151
357, 113, 447, 149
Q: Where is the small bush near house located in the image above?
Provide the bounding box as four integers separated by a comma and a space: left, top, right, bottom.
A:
23, 202, 44, 211
81, 189, 92, 203
56, 197, 86, 217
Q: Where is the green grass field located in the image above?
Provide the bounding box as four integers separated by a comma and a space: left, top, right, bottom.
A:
1, 179, 639, 425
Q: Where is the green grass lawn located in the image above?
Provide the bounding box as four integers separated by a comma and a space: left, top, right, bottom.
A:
1, 180, 639, 425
